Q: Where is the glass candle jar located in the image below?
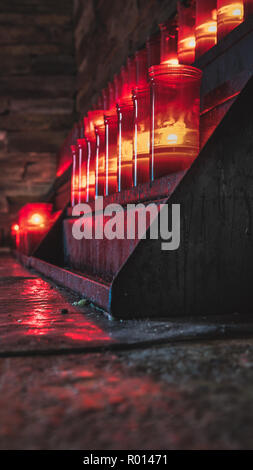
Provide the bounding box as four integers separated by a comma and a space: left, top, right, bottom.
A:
95, 122, 105, 197
133, 49, 150, 186
94, 89, 109, 197
104, 82, 118, 195
18, 203, 53, 255
88, 110, 105, 198
196, 0, 217, 58
77, 138, 87, 204
159, 21, 179, 65
217, 0, 244, 40
71, 144, 78, 207
117, 58, 136, 191
85, 116, 96, 202
146, 33, 161, 69
149, 64, 202, 180
178, 0, 196, 65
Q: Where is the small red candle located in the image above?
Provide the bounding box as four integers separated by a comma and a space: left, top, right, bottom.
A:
149, 64, 202, 180
178, 0, 196, 65
94, 89, 109, 197
85, 115, 96, 202
217, 0, 244, 40
159, 20, 179, 65
196, 0, 217, 58
133, 48, 150, 185
77, 138, 87, 203
132, 35, 161, 186
104, 82, 118, 195
87, 109, 105, 198
117, 58, 136, 191
71, 144, 78, 207
18, 203, 53, 255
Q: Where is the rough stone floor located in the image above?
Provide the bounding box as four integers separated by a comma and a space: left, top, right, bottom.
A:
0, 254, 253, 450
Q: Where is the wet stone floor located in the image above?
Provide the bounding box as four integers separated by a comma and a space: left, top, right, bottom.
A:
0, 254, 253, 449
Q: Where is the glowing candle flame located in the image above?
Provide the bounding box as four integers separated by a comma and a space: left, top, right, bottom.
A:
165, 118, 187, 146
12, 224, 19, 232
207, 23, 217, 33
167, 134, 178, 144
232, 7, 242, 16
219, 3, 244, 21
187, 37, 196, 48
166, 58, 179, 65
29, 213, 44, 226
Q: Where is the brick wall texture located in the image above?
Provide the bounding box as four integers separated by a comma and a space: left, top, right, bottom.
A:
74, 0, 177, 115
0, 0, 76, 241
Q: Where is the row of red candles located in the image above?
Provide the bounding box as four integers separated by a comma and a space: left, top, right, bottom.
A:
67, 0, 252, 205
11, 0, 253, 241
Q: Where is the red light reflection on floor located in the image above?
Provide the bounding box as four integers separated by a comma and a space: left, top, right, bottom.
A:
15, 277, 111, 344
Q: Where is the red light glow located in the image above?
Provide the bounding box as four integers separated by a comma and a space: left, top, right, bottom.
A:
160, 21, 178, 65
178, 1, 196, 65
12, 224, 19, 232
149, 64, 202, 180
196, 1, 217, 58
29, 213, 45, 227
217, 1, 244, 40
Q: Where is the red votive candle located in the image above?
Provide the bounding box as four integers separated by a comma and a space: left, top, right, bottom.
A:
71, 144, 78, 207
77, 138, 87, 204
133, 48, 150, 185
104, 82, 118, 195
178, 0, 196, 65
146, 33, 161, 68
159, 20, 179, 65
149, 64, 202, 180
196, 0, 217, 58
84, 116, 96, 202
117, 58, 136, 191
18, 203, 53, 255
88, 109, 105, 198
217, 0, 244, 40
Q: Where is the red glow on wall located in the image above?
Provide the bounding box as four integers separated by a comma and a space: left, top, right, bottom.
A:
18, 203, 54, 255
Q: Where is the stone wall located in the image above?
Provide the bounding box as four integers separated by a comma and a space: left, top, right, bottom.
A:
0, 0, 76, 242
74, 0, 177, 116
